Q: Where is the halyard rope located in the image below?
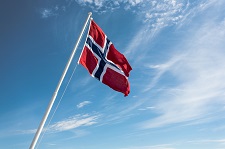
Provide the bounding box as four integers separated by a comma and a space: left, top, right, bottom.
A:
36, 63, 78, 148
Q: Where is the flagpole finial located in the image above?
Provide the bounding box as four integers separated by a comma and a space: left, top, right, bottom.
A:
88, 12, 92, 16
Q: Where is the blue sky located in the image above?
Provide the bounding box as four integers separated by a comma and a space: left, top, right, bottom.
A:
1, 0, 225, 148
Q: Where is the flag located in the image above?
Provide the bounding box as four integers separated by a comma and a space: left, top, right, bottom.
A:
78, 19, 132, 96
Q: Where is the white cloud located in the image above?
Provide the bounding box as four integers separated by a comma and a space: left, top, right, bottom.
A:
120, 144, 174, 149
77, 101, 92, 109
145, 0, 186, 29
47, 114, 99, 132
127, 0, 143, 6
186, 138, 225, 148
37, 0, 225, 132
39, 0, 194, 34
72, 0, 225, 130
41, 9, 54, 18
138, 106, 155, 111
143, 55, 183, 92
16, 129, 37, 135
139, 2, 225, 129
123, 0, 195, 59
188, 138, 225, 144
19, 114, 99, 134
76, 0, 189, 29
75, 0, 104, 7
40, 5, 68, 18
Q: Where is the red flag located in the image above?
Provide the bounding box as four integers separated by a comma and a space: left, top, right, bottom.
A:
78, 20, 132, 96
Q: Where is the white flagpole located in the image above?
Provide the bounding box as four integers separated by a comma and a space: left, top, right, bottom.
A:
29, 12, 92, 149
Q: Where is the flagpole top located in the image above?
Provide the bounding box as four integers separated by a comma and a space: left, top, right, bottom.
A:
88, 12, 92, 16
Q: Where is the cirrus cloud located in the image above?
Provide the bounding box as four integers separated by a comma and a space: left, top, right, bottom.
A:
77, 101, 92, 109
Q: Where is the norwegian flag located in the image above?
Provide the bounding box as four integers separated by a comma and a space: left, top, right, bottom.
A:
78, 19, 132, 96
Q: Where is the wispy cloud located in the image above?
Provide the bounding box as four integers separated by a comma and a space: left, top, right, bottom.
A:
185, 138, 225, 148
124, 0, 216, 60
138, 106, 155, 111
77, 101, 92, 109
42, 0, 188, 30
39, 5, 66, 18
143, 55, 183, 92
16, 129, 37, 135
120, 144, 174, 149
139, 1, 225, 129
40, 9, 55, 18
75, 0, 189, 31
37, 0, 225, 132
20, 114, 99, 134
76, 0, 104, 8
72, 0, 225, 131
141, 0, 188, 32
48, 114, 99, 132
188, 138, 225, 144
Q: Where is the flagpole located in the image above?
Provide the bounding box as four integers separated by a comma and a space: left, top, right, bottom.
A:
29, 12, 92, 149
